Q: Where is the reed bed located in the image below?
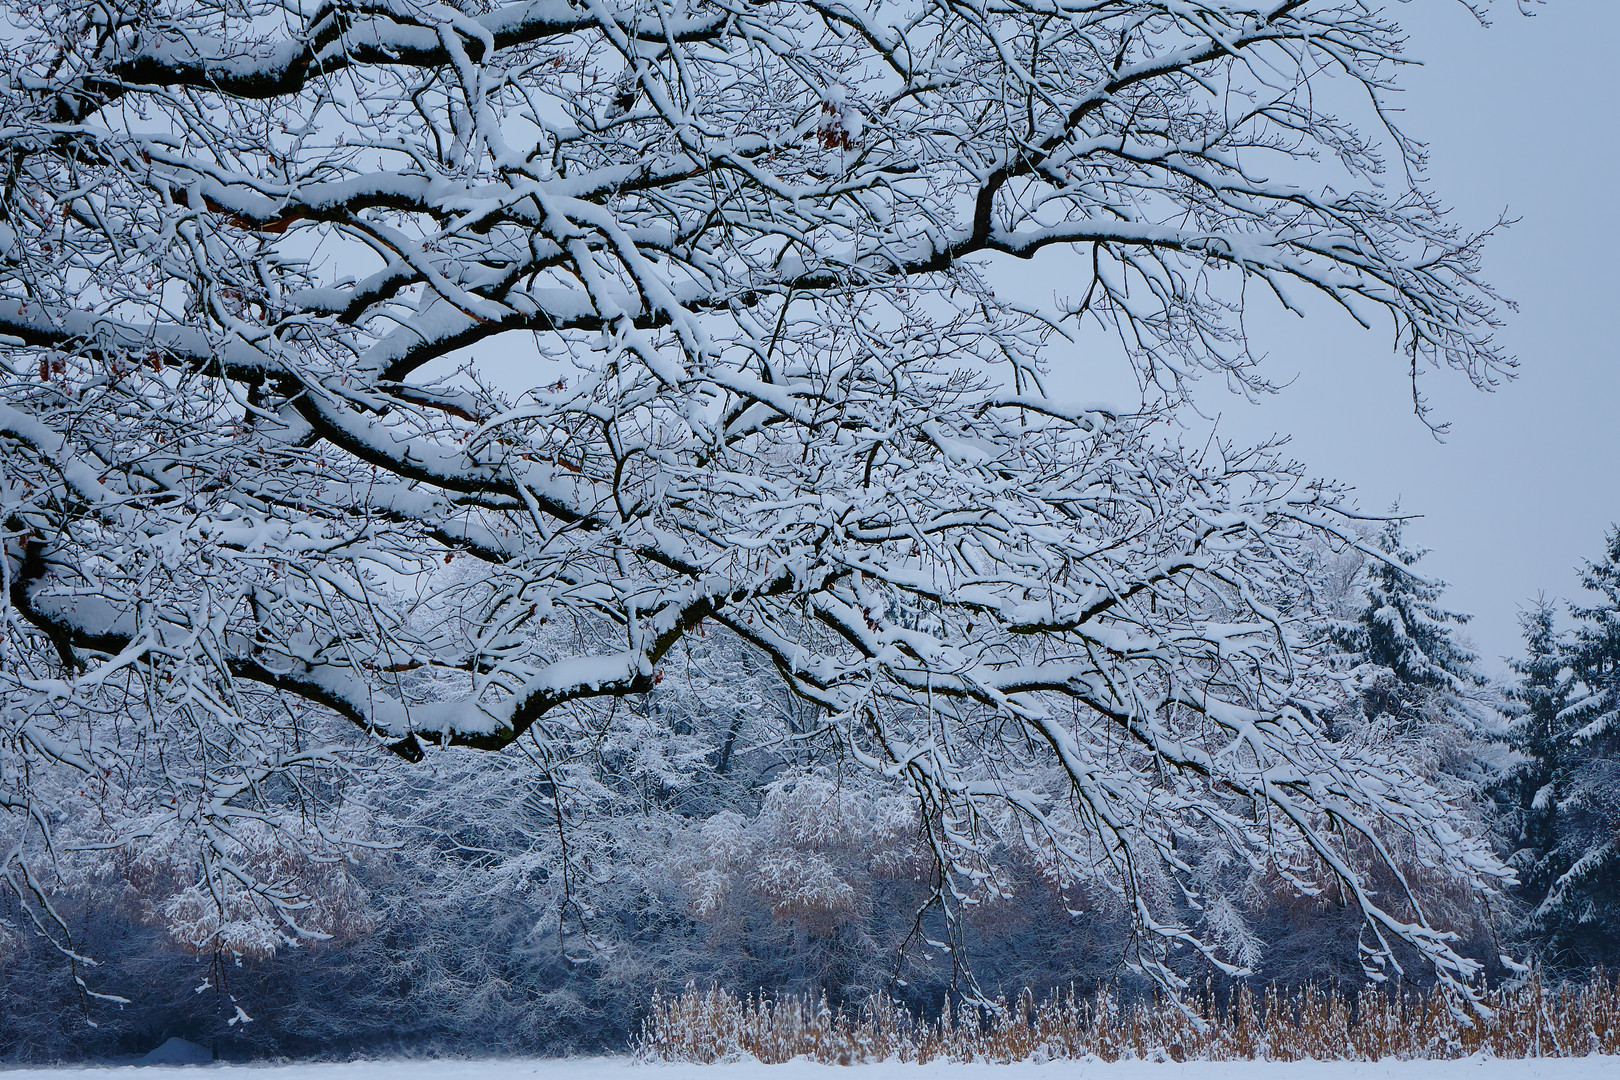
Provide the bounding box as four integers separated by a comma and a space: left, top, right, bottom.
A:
640, 975, 1620, 1063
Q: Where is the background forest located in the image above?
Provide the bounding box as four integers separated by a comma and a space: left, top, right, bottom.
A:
4, 518, 1619, 1062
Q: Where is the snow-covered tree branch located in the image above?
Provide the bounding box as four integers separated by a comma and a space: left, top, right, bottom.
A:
0, 0, 1512, 986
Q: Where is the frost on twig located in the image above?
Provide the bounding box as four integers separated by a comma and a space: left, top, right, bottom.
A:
0, 0, 1512, 988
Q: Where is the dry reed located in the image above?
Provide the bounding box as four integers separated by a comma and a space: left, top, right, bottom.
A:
640, 974, 1620, 1063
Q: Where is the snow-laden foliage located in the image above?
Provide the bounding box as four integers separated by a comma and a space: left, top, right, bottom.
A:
1332, 519, 1486, 697
1566, 529, 1620, 747
1502, 532, 1620, 971
1500, 601, 1573, 952
0, 0, 1515, 988
1323, 517, 1506, 801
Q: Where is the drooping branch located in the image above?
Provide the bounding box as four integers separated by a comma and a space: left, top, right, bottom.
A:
0, 0, 1517, 985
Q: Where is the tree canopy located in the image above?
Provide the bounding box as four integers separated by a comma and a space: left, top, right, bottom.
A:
0, 0, 1514, 988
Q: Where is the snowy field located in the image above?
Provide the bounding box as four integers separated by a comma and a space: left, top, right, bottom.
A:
4, 1059, 1618, 1080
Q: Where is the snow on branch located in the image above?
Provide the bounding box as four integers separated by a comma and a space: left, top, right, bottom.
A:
0, 0, 1510, 984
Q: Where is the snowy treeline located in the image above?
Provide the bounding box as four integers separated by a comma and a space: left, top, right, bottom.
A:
0, 0, 1601, 1062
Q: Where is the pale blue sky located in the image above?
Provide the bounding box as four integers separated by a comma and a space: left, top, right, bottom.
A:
1212, 0, 1620, 671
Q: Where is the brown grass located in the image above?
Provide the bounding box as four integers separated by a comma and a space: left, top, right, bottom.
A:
640, 975, 1620, 1063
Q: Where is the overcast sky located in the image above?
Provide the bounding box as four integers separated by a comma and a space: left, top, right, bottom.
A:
1217, 0, 1620, 672
1075, 0, 1620, 674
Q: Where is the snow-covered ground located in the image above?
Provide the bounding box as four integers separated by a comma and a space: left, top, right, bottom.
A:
3, 1058, 1617, 1080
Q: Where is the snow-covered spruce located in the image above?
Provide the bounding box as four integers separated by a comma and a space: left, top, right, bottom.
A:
1502, 529, 1620, 971
1321, 517, 1508, 807
0, 0, 1510, 987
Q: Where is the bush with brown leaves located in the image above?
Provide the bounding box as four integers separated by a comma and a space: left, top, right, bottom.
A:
642, 976, 1620, 1063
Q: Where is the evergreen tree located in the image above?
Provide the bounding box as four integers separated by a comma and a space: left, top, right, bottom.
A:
1500, 600, 1574, 924
1567, 527, 1620, 744
1333, 517, 1484, 695
1327, 518, 1494, 780
1521, 528, 1620, 970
